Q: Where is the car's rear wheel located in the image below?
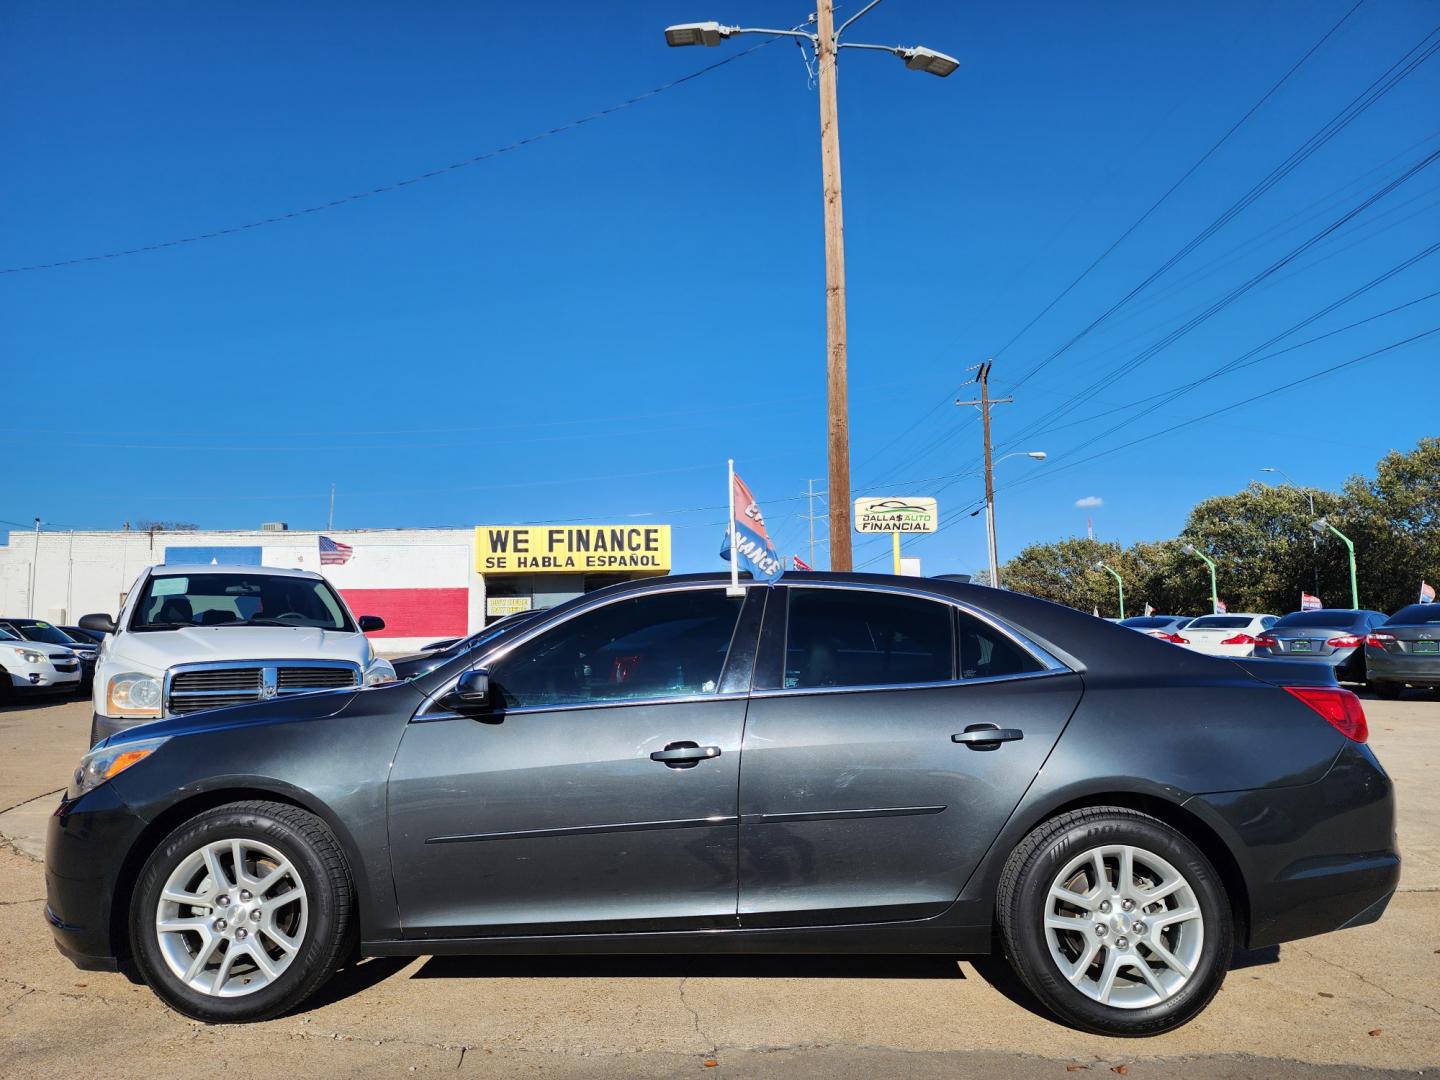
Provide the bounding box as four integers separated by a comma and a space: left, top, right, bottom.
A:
130, 800, 353, 1022
1372, 681, 1402, 700
997, 807, 1232, 1036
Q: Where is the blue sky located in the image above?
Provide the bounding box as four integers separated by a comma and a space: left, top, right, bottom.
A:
3, 0, 1437, 575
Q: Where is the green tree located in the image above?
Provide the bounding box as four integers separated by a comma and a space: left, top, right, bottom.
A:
1338, 437, 1440, 611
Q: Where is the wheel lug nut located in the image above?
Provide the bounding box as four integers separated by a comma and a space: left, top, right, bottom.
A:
1099, 900, 1111, 914
239, 890, 252, 901
213, 918, 228, 932
1133, 920, 1146, 934
250, 909, 261, 921
1116, 936, 1129, 949
1121, 898, 1135, 912
215, 895, 229, 907
1094, 924, 1107, 937
236, 928, 248, 940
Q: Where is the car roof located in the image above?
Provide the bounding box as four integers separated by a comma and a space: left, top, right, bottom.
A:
147, 563, 325, 581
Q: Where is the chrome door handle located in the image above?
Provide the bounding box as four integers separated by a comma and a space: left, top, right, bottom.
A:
952, 725, 1023, 749
650, 742, 722, 768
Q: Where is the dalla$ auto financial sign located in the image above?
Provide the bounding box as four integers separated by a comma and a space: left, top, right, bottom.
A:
853, 497, 939, 534
475, 525, 672, 574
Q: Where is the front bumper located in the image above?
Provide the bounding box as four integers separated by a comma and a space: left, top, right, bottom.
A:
45, 783, 148, 971
1191, 740, 1398, 948
1365, 648, 1440, 686
8, 668, 82, 694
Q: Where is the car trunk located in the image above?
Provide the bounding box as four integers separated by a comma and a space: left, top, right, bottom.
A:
1230, 656, 1340, 688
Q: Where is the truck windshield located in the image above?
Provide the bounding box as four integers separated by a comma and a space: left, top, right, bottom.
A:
132, 574, 355, 632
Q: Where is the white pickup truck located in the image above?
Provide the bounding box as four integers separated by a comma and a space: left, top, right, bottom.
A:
81, 564, 396, 746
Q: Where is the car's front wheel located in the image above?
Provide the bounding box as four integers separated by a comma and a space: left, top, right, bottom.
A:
997, 807, 1232, 1036
130, 800, 354, 1022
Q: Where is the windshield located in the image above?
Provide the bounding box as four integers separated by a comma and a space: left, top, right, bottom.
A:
6, 620, 80, 646
1386, 604, 1440, 626
131, 573, 355, 632
0, 627, 17, 641
1274, 610, 1360, 629
448, 611, 548, 656
1185, 616, 1252, 629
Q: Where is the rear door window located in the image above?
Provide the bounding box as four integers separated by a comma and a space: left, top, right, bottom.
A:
785, 588, 954, 689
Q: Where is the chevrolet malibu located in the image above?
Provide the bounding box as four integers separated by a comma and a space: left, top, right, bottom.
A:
46, 574, 1397, 1036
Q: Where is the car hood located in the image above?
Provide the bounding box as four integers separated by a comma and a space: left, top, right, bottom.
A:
110, 626, 372, 672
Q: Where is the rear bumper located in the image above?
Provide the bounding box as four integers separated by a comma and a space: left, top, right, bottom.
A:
1191, 740, 1398, 948
1365, 650, 1440, 685
45, 784, 146, 971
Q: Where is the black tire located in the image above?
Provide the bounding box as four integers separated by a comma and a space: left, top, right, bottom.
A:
996, 807, 1233, 1037
1372, 681, 1402, 700
130, 800, 354, 1023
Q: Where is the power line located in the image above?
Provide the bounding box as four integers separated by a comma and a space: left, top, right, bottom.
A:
991, 0, 1370, 367
1, 43, 773, 276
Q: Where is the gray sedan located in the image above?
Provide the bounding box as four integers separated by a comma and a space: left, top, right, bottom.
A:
1253, 608, 1389, 683
1365, 603, 1440, 698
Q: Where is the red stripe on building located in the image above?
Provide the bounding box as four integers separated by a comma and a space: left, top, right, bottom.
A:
339, 587, 468, 638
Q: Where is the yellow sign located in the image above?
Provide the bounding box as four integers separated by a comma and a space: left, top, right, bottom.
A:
486, 596, 534, 617
475, 525, 672, 575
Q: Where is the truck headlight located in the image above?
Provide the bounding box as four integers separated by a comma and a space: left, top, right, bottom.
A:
69, 736, 168, 799
107, 672, 162, 717
7, 646, 45, 665
363, 658, 397, 686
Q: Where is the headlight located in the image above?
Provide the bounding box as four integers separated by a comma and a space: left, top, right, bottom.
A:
107, 672, 162, 717
363, 657, 397, 686
8, 646, 45, 665
69, 736, 168, 800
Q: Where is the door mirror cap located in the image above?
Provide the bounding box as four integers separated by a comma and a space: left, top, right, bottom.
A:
454, 668, 491, 708
358, 615, 385, 632
79, 613, 117, 635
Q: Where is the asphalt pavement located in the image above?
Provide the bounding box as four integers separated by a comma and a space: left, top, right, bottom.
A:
1, 694, 1436, 1078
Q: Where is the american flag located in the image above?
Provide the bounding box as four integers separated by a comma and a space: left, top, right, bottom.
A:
318, 535, 353, 565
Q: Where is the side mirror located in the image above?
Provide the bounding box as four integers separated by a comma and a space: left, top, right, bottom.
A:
79, 613, 117, 635
451, 668, 491, 710
358, 615, 385, 632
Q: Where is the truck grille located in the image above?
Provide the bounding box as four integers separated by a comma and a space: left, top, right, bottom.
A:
166, 661, 361, 716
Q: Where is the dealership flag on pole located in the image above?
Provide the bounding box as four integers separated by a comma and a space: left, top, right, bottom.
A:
793, 555, 812, 572
720, 464, 784, 584
1300, 591, 1322, 611
1421, 581, 1436, 604
318, 535, 353, 565
1215, 599, 1227, 614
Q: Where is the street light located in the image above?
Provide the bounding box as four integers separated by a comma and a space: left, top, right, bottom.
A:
1093, 560, 1125, 620
1180, 542, 1221, 614
1312, 518, 1360, 609
980, 450, 1045, 588
663, 2, 956, 571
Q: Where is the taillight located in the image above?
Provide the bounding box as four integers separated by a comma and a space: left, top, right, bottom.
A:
1284, 686, 1367, 742
1219, 633, 1256, 645
1158, 632, 1189, 644
1326, 634, 1363, 648
1365, 632, 1396, 648
1253, 635, 1278, 648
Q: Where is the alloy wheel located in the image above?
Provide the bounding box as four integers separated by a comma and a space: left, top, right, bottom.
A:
154, 837, 308, 997
1043, 843, 1203, 1008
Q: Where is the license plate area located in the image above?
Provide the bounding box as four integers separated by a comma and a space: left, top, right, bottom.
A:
1290, 640, 1313, 653
1415, 640, 1439, 654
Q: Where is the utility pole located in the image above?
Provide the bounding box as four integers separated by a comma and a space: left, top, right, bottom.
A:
661, 9, 957, 572
957, 361, 1013, 588
815, 0, 852, 571
328, 483, 336, 532
28, 518, 40, 618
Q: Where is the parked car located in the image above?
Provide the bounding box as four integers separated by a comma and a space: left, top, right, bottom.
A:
0, 617, 96, 694
1176, 613, 1278, 657
1253, 608, 1389, 684
79, 564, 397, 746
1118, 615, 1193, 642
392, 610, 549, 681
0, 625, 82, 702
61, 625, 106, 646
49, 573, 1395, 1036
1364, 603, 1440, 699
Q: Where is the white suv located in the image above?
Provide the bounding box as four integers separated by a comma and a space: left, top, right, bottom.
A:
81, 564, 396, 746
0, 626, 82, 702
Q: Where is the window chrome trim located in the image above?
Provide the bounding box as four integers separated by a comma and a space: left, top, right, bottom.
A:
749, 666, 1075, 701
415, 690, 751, 724
415, 581, 760, 720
